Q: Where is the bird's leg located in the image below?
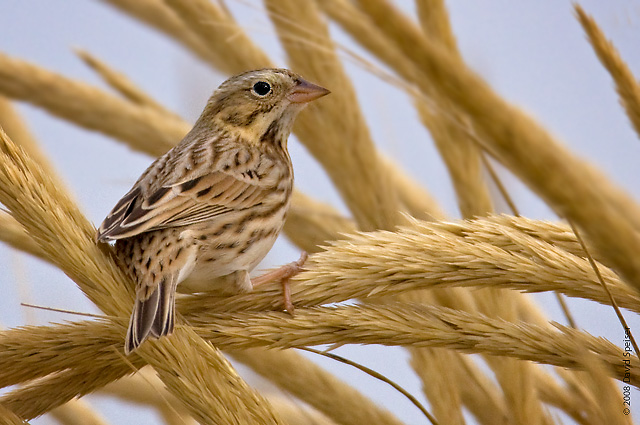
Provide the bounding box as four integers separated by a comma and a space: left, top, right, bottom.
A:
252, 251, 308, 313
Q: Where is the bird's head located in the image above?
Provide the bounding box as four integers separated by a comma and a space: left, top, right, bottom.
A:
200, 68, 330, 148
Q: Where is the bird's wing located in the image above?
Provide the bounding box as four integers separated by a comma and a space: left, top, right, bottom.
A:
96, 169, 274, 241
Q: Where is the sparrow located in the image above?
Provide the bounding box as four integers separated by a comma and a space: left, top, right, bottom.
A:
96, 69, 329, 353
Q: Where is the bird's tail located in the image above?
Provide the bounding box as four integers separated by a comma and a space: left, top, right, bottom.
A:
125, 277, 176, 354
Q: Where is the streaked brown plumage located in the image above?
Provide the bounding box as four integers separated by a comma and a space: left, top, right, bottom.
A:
96, 69, 329, 353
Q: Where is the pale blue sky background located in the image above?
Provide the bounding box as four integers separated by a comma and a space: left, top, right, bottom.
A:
1, 1, 640, 424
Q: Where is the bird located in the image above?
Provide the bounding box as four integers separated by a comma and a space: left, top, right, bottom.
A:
96, 68, 329, 354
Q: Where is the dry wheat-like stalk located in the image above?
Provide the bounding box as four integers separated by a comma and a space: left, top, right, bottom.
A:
178, 221, 638, 317
140, 330, 285, 425
0, 127, 132, 314
0, 213, 43, 261
354, 0, 640, 292
0, 403, 26, 425
381, 156, 445, 220
3, 317, 283, 422
101, 367, 196, 425
230, 349, 406, 425
0, 97, 61, 263
265, 395, 337, 425
0, 53, 186, 157
163, 0, 272, 73
199, 304, 640, 387
414, 5, 536, 415
416, 0, 458, 51
1, 220, 635, 408
1, 360, 136, 420
412, 0, 493, 219
283, 191, 356, 253
6, 205, 624, 320
75, 49, 178, 118
456, 354, 510, 425
410, 347, 465, 425
278, 4, 498, 416
0, 318, 124, 391
2, 302, 637, 388
0, 96, 59, 180
188, 212, 633, 423
320, 0, 471, 170
534, 370, 591, 425
0, 305, 620, 423
0, 318, 402, 425
49, 399, 110, 425
318, 3, 576, 419
0, 241, 629, 423
572, 353, 631, 425
100, 0, 218, 67
415, 100, 493, 218
575, 5, 640, 140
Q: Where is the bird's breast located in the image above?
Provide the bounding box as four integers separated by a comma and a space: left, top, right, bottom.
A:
178, 194, 291, 293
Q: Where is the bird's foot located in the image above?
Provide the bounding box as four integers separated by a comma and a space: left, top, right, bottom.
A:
251, 251, 308, 313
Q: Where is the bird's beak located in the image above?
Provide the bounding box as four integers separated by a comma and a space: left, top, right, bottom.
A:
287, 79, 330, 103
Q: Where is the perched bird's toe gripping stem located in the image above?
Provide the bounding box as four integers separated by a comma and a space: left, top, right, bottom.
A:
251, 251, 308, 313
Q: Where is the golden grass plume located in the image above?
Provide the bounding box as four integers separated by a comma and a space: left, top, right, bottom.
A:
575, 5, 640, 141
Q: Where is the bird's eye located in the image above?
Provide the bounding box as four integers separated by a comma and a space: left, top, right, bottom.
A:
252, 81, 271, 96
